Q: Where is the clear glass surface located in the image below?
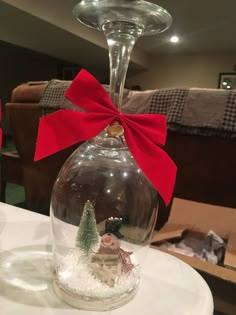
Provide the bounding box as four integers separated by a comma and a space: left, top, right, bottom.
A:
73, 0, 172, 36
51, 0, 172, 310
51, 133, 158, 310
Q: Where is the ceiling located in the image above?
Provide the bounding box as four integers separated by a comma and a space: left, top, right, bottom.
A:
139, 0, 236, 55
0, 0, 236, 76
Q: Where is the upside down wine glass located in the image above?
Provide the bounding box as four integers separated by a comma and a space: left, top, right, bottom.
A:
51, 0, 172, 311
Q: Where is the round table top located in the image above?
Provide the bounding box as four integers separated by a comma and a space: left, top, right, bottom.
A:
0, 202, 213, 315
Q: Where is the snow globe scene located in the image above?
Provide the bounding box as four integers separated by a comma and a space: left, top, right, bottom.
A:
50, 130, 158, 310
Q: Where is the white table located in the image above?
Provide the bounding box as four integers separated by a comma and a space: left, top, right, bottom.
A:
0, 202, 214, 315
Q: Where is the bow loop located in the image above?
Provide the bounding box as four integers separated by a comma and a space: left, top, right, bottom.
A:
34, 69, 177, 206
65, 69, 118, 115
122, 113, 167, 146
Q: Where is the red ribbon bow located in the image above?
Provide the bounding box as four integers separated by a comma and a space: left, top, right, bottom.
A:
34, 69, 177, 206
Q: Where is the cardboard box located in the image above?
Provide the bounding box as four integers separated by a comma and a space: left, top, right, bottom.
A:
151, 198, 236, 314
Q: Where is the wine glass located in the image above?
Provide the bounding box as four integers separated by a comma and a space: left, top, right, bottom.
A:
51, 0, 172, 310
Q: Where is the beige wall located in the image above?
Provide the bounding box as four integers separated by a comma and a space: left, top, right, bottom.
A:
127, 52, 236, 90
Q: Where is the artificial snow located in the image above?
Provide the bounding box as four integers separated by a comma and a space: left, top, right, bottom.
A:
55, 247, 139, 299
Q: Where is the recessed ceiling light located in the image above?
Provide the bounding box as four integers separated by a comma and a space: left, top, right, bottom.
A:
226, 85, 231, 89
222, 82, 227, 86
170, 35, 179, 43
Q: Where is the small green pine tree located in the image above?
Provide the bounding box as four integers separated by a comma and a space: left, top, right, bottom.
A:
76, 200, 99, 256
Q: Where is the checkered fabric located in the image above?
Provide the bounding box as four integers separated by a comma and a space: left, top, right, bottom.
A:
223, 90, 236, 132
39, 79, 72, 116
39, 80, 236, 138
149, 88, 189, 123
148, 88, 236, 138
39, 80, 112, 116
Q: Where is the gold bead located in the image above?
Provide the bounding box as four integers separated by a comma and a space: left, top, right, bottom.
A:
107, 121, 124, 137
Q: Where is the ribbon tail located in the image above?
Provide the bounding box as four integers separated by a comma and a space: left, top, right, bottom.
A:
123, 122, 177, 206
124, 113, 167, 145
34, 110, 114, 161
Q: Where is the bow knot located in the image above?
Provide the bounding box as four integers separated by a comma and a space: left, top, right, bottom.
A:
34, 69, 177, 205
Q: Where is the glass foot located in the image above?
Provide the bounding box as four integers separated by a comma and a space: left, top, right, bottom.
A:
73, 0, 172, 36
53, 277, 139, 311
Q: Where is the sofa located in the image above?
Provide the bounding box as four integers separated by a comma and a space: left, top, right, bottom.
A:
4, 81, 236, 228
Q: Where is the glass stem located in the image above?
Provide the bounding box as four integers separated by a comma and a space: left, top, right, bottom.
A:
102, 21, 143, 112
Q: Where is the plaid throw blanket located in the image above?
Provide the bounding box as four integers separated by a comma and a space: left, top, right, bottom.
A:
39, 79, 75, 115
149, 88, 236, 138
39, 80, 112, 115
39, 80, 236, 138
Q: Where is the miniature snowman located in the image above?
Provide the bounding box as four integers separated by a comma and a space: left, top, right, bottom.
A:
90, 233, 122, 287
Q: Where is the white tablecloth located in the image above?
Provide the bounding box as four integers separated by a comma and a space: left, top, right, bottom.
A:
0, 202, 214, 315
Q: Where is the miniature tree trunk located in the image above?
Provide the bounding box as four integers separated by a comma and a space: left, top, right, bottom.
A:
76, 200, 99, 256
